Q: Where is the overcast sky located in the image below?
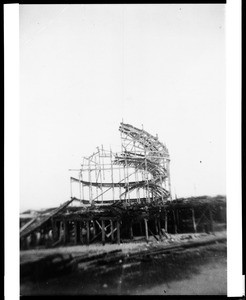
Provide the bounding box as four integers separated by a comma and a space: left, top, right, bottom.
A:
20, 4, 225, 212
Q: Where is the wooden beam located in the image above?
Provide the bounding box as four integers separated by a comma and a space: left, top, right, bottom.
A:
196, 208, 209, 227
110, 220, 114, 242
148, 227, 159, 241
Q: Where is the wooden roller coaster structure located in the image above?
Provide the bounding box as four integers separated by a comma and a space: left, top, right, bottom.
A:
70, 122, 172, 205
20, 123, 226, 249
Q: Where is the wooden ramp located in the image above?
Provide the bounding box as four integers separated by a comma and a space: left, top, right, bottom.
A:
20, 199, 74, 239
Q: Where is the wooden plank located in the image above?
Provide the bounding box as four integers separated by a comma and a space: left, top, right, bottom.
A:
20, 198, 75, 239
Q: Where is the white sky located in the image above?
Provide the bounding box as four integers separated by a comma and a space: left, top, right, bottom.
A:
20, 4, 226, 212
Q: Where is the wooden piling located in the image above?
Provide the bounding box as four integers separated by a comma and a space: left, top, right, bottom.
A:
165, 210, 168, 232
157, 218, 162, 240
130, 221, 133, 240
86, 221, 90, 245
191, 208, 197, 233
51, 218, 58, 242
154, 217, 159, 235
74, 221, 78, 245
63, 220, 67, 244
144, 218, 149, 243
59, 221, 63, 242
92, 220, 96, 238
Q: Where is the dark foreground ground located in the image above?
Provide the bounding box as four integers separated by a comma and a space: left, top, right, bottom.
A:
20, 231, 227, 296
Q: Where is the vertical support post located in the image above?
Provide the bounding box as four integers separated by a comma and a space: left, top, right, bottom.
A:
74, 220, 78, 245
117, 220, 120, 245
129, 220, 133, 240
133, 141, 140, 203
154, 217, 159, 235
118, 163, 122, 200
92, 220, 96, 238
120, 130, 128, 203
63, 219, 67, 244
79, 172, 82, 202
144, 218, 149, 243
167, 159, 172, 200
86, 220, 90, 245
97, 147, 104, 203
95, 155, 99, 202
102, 219, 105, 245
79, 222, 84, 244
81, 160, 85, 200
110, 219, 114, 242
101, 145, 105, 180
88, 158, 92, 202
70, 178, 73, 198
172, 210, 177, 233
191, 208, 197, 233
157, 218, 162, 240
165, 210, 168, 232
110, 149, 115, 202
51, 218, 57, 242
59, 221, 63, 241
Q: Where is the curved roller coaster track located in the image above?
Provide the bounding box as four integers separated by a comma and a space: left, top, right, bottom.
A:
70, 123, 171, 205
